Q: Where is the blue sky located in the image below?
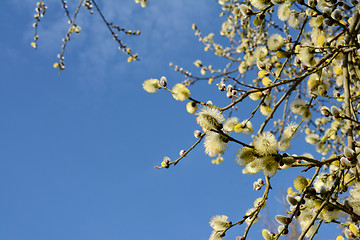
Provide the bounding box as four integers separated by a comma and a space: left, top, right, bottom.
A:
0, 1, 343, 240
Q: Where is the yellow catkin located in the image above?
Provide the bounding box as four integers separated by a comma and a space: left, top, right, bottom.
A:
186, 102, 197, 114
314, 199, 323, 209
262, 229, 272, 240
233, 123, 242, 133
258, 70, 266, 78
344, 173, 354, 186
349, 224, 360, 236
317, 35, 325, 47
334, 66, 343, 75
294, 176, 308, 192
254, 197, 266, 209
249, 92, 262, 100
260, 104, 272, 116
262, 77, 272, 87
208, 77, 214, 85
276, 50, 288, 58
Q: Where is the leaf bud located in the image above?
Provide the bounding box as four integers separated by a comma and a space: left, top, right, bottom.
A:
286, 195, 298, 206
323, 7, 332, 16
218, 83, 226, 91
161, 157, 171, 168
340, 156, 351, 167
330, 106, 341, 117
331, 9, 342, 20
282, 156, 296, 165
179, 150, 186, 157
344, 146, 355, 158
320, 106, 331, 116
275, 215, 289, 225
194, 130, 202, 138
226, 91, 233, 98
227, 85, 233, 92
257, 178, 264, 185
160, 76, 167, 87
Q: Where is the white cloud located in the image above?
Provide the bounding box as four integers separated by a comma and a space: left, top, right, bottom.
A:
17, 0, 220, 87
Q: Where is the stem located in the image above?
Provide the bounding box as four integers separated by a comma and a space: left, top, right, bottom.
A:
242, 176, 271, 239
297, 170, 343, 240
154, 133, 205, 169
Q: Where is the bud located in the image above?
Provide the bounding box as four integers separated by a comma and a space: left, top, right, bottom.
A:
323, 7, 332, 16
344, 199, 352, 209
349, 224, 360, 237
340, 157, 350, 167
286, 195, 298, 206
179, 150, 186, 157
161, 157, 171, 168
262, 229, 273, 240
318, 185, 327, 194
318, 85, 327, 96
330, 106, 341, 117
240, 4, 252, 17
254, 14, 264, 26
186, 101, 197, 114
294, 176, 308, 192
275, 215, 289, 225
331, 9, 342, 20
344, 146, 355, 158
277, 50, 290, 58
194, 130, 202, 138
218, 83, 226, 91
160, 76, 167, 87
320, 106, 331, 116
253, 178, 265, 190
193, 60, 202, 67
282, 156, 296, 165
257, 178, 264, 185
342, 3, 351, 9
226, 91, 233, 98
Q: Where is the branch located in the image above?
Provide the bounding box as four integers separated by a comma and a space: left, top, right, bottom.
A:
154, 133, 205, 169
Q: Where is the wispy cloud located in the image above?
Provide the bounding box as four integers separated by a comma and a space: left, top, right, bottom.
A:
16, 0, 220, 87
